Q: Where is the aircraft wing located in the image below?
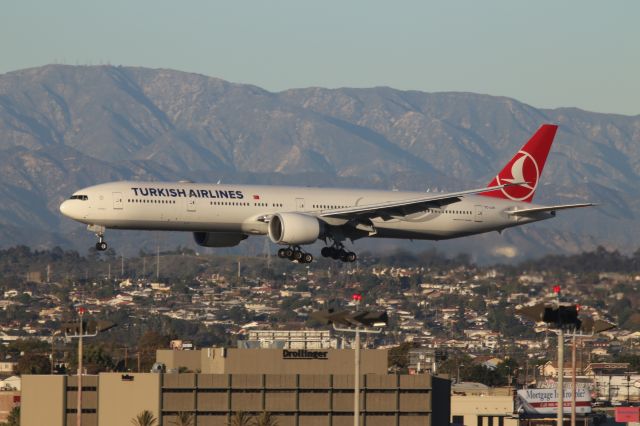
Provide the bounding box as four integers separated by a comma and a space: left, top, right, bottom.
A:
506, 203, 595, 216
320, 183, 513, 220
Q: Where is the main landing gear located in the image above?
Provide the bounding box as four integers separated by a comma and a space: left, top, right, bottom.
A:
320, 244, 357, 263
277, 246, 314, 264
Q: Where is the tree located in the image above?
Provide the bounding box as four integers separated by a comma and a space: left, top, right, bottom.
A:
1, 406, 19, 426
131, 410, 157, 426
388, 342, 414, 372
138, 331, 171, 372
67, 343, 115, 374
227, 411, 253, 426
170, 412, 193, 426
15, 353, 50, 375
254, 411, 278, 426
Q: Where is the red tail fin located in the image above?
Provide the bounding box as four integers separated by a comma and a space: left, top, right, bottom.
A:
481, 124, 558, 203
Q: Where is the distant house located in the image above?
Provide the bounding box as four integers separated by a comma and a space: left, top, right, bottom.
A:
539, 361, 582, 378
584, 363, 630, 377
0, 375, 20, 391
0, 363, 17, 375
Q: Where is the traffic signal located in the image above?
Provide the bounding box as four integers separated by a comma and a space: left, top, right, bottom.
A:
311, 309, 388, 328
579, 317, 616, 334
517, 304, 581, 330
61, 320, 116, 336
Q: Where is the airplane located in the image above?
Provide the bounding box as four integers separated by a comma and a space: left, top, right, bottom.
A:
59, 124, 593, 263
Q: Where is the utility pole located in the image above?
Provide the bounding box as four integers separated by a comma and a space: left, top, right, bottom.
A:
50, 333, 56, 374
156, 244, 160, 281
121, 255, 124, 278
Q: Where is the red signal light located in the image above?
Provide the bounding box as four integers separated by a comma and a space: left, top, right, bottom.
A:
352, 293, 362, 301
552, 285, 561, 294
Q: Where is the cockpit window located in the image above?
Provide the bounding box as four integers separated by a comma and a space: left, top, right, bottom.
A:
70, 195, 89, 201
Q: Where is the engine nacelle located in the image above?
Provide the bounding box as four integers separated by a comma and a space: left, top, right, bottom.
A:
193, 232, 248, 247
268, 213, 322, 245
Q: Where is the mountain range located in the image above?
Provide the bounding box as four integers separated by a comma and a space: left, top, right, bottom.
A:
0, 65, 638, 262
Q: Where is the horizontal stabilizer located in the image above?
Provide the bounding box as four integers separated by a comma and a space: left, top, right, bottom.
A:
506, 203, 595, 216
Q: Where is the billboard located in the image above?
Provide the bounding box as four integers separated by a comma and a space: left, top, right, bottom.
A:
515, 388, 592, 415
615, 407, 640, 423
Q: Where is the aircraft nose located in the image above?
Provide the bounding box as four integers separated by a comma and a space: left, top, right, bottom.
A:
59, 200, 73, 218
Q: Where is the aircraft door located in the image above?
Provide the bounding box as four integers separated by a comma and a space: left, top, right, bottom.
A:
187, 198, 196, 212
113, 192, 123, 210
296, 198, 305, 211
474, 205, 483, 222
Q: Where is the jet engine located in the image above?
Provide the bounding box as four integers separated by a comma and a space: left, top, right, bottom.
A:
193, 232, 248, 247
268, 213, 323, 245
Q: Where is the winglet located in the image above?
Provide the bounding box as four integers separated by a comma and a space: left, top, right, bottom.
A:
481, 124, 558, 203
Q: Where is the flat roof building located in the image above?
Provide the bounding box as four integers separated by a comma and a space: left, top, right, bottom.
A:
22, 347, 450, 426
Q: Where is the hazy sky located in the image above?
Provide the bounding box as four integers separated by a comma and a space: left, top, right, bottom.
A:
2, 1, 638, 115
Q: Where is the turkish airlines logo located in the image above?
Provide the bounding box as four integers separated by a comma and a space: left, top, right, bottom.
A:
496, 151, 539, 201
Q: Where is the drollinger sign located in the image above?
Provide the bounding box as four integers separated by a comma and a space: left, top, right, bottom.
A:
515, 388, 592, 415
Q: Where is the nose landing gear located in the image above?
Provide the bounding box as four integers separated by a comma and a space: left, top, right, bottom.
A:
88, 224, 108, 251
95, 238, 108, 251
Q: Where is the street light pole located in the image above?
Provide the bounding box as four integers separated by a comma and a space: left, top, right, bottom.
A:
333, 324, 381, 426
571, 333, 577, 426
312, 298, 387, 426
557, 327, 564, 426
354, 327, 360, 426
64, 307, 113, 426
77, 307, 85, 426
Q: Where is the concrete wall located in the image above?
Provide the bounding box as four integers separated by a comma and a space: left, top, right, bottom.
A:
451, 394, 517, 426
98, 373, 160, 426
156, 348, 202, 372
21, 375, 65, 426
21, 371, 445, 426
66, 375, 99, 426
161, 373, 435, 425
160, 348, 389, 375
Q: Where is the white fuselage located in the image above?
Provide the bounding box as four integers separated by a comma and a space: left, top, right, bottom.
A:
59, 181, 550, 241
